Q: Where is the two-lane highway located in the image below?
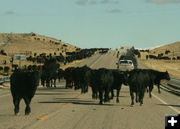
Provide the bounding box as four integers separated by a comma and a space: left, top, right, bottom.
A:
0, 50, 179, 129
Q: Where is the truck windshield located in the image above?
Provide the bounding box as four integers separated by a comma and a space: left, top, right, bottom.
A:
120, 61, 128, 64
119, 60, 133, 65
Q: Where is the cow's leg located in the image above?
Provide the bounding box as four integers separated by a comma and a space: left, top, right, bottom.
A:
146, 88, 149, 93
65, 80, 68, 88
135, 92, 139, 103
24, 97, 31, 115
84, 84, 88, 93
139, 89, 145, 106
116, 89, 120, 103
116, 85, 122, 103
66, 80, 72, 88
67, 81, 73, 89
139, 93, 143, 106
54, 79, 56, 88
91, 87, 95, 99
46, 79, 50, 87
103, 90, 106, 102
104, 89, 107, 102
111, 89, 114, 99
71, 81, 73, 88
50, 79, 53, 87
96, 91, 98, 99
130, 89, 134, 106
157, 83, 161, 94
71, 81, 74, 88
99, 90, 103, 105
94, 88, 98, 99
91, 86, 98, 99
104, 88, 109, 102
149, 85, 153, 98
41, 79, 45, 87
13, 96, 21, 115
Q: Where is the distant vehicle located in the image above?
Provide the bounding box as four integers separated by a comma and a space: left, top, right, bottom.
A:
119, 55, 137, 69
117, 60, 134, 71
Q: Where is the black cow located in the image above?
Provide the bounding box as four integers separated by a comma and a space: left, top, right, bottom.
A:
177, 56, 180, 60
110, 70, 128, 103
63, 66, 90, 93
10, 69, 40, 115
40, 66, 46, 87
127, 69, 148, 106
158, 56, 171, 60
85, 68, 114, 104
41, 58, 59, 87
64, 67, 76, 88
145, 69, 170, 97
127, 69, 170, 106
0, 66, 3, 71
12, 64, 18, 70
72, 66, 91, 94
57, 68, 64, 82
148, 55, 157, 59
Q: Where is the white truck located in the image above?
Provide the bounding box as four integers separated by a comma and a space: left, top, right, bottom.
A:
117, 60, 134, 71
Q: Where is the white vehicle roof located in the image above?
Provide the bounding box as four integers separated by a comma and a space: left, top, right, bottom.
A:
119, 60, 133, 63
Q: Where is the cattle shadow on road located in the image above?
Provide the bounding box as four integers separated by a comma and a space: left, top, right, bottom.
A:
37, 87, 70, 91
54, 97, 81, 100
72, 101, 114, 106
156, 104, 180, 107
39, 98, 115, 106
35, 92, 68, 95
113, 95, 128, 97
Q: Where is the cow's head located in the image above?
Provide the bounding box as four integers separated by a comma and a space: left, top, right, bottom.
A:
164, 70, 170, 81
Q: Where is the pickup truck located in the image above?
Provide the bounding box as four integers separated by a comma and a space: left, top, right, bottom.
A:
117, 60, 134, 71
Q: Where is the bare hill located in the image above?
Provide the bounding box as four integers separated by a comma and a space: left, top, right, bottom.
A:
150, 42, 180, 57
139, 41, 180, 78
0, 33, 78, 57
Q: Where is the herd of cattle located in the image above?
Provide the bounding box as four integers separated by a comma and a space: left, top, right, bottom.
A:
144, 50, 180, 60
26, 48, 109, 64
9, 57, 170, 115
0, 48, 109, 73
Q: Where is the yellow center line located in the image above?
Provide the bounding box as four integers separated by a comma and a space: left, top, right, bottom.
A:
37, 104, 67, 120
37, 115, 48, 120
60, 104, 66, 108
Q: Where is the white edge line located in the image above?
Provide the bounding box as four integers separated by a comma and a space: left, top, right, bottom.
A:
152, 93, 180, 114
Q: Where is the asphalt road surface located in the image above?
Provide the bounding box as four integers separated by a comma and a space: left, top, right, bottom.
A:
0, 50, 179, 129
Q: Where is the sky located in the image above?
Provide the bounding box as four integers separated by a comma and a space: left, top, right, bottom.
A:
0, 0, 180, 49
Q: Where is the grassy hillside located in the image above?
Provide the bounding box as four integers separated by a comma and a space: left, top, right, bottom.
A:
139, 41, 180, 78
0, 33, 78, 56
0, 33, 81, 75
149, 42, 180, 58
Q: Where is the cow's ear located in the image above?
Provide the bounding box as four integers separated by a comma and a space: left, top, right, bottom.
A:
166, 70, 168, 73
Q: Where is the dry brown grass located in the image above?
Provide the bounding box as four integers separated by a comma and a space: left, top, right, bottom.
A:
138, 52, 180, 78
0, 33, 77, 56
149, 42, 180, 58
0, 33, 80, 75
